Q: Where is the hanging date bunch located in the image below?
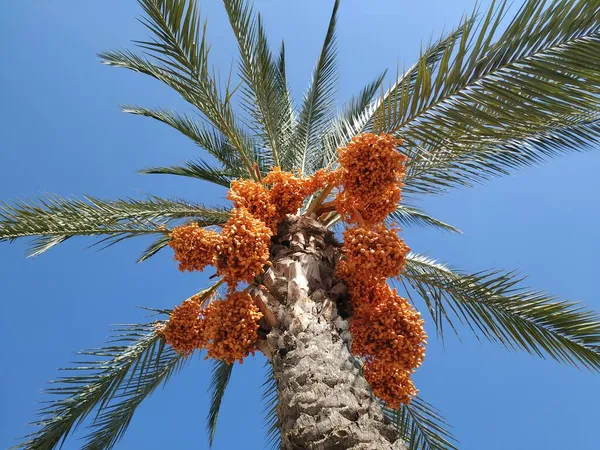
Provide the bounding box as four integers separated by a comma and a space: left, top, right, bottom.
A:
334, 133, 427, 408
335, 132, 407, 225
157, 290, 263, 363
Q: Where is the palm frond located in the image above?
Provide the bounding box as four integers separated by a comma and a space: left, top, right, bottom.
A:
16, 285, 220, 450
123, 106, 247, 174
370, 25, 472, 134
15, 323, 182, 450
404, 113, 600, 195
137, 234, 171, 263
383, 398, 458, 450
292, 0, 339, 175
277, 41, 287, 88
403, 253, 600, 370
376, 0, 600, 194
141, 159, 238, 187
136, 0, 206, 78
80, 339, 186, 450
389, 205, 461, 234
262, 362, 280, 450
223, 0, 295, 169
317, 20, 469, 170
275, 41, 297, 169
100, 0, 258, 177
316, 71, 386, 171
206, 360, 233, 447
346, 72, 388, 126
0, 195, 228, 256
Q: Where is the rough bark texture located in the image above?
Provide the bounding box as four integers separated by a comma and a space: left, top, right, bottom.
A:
257, 216, 405, 450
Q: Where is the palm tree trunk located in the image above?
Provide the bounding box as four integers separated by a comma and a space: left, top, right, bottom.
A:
257, 216, 405, 450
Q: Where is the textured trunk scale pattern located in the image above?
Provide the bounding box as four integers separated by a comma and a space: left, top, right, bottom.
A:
255, 216, 405, 450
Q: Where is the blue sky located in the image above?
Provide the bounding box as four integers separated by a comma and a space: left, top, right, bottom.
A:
1, 1, 600, 449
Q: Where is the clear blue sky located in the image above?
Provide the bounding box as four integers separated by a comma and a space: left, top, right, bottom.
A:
1, 1, 600, 449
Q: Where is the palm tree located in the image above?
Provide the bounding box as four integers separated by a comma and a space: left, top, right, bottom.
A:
3, 0, 600, 448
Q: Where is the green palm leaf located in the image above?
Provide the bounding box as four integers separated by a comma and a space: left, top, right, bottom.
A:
123, 106, 247, 176
316, 19, 470, 171
403, 113, 600, 194
389, 205, 461, 234
262, 362, 280, 450
15, 322, 182, 450
223, 0, 295, 169
136, 0, 206, 78
383, 398, 458, 450
140, 159, 238, 187
206, 360, 234, 446
0, 195, 228, 256
377, 0, 600, 195
316, 71, 386, 171
403, 253, 600, 370
138, 234, 172, 263
275, 41, 296, 165
80, 339, 186, 450
16, 284, 220, 450
100, 0, 257, 176
292, 0, 340, 175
